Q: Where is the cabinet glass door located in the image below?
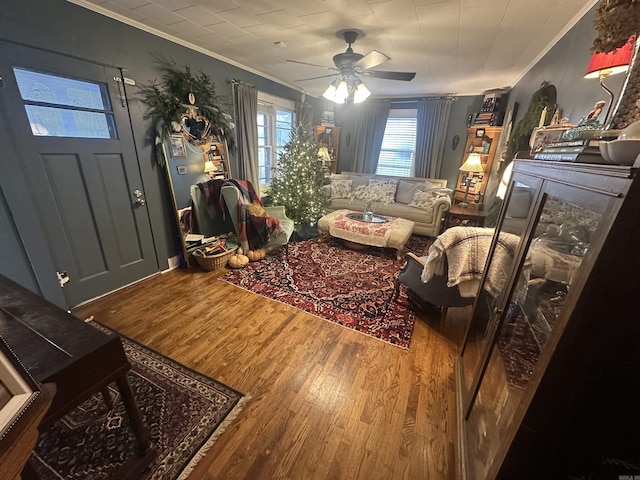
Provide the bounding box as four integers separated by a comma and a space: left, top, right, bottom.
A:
464, 178, 613, 479
459, 175, 541, 407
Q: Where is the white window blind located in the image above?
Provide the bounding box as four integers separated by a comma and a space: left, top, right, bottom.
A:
376, 109, 417, 177
257, 92, 295, 187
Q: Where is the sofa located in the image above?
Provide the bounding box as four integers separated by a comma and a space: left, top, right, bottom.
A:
323, 172, 452, 237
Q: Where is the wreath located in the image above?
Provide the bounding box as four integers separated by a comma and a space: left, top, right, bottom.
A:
592, 0, 639, 53
138, 61, 235, 165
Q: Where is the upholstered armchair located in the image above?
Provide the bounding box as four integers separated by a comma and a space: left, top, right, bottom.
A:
391, 253, 473, 321
220, 184, 294, 254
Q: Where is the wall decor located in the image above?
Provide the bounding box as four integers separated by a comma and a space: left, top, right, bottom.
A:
176, 165, 187, 175
139, 62, 235, 165
452, 134, 460, 150
169, 136, 186, 158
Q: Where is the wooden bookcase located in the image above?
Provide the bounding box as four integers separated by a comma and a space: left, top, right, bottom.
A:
314, 125, 340, 175
454, 126, 502, 209
202, 141, 231, 180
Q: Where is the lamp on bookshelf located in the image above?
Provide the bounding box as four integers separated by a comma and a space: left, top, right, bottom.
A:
459, 153, 484, 207
203, 160, 216, 179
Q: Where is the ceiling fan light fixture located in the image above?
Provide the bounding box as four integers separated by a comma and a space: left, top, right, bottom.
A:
353, 79, 371, 103
322, 79, 339, 101
334, 79, 349, 103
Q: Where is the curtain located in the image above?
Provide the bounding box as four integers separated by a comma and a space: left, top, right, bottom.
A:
415, 97, 455, 178
232, 82, 259, 189
353, 101, 391, 174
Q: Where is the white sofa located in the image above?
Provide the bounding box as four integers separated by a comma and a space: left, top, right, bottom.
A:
323, 172, 451, 237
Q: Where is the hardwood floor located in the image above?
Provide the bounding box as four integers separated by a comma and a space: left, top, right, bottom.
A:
74, 264, 471, 480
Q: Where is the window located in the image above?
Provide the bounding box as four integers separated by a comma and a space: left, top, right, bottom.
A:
13, 68, 116, 139
257, 93, 295, 187
376, 109, 417, 177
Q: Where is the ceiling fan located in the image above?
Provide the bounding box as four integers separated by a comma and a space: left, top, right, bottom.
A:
287, 29, 416, 104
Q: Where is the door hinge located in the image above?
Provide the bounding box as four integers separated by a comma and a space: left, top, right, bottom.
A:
57, 271, 69, 287
113, 76, 127, 107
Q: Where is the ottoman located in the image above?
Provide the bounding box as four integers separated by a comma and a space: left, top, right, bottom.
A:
317, 209, 415, 260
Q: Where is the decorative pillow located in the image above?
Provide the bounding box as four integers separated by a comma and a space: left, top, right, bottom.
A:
396, 180, 436, 204
350, 175, 371, 191
329, 179, 353, 199
368, 179, 397, 203
408, 189, 451, 212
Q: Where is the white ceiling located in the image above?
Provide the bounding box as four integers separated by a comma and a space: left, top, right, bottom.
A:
71, 0, 599, 98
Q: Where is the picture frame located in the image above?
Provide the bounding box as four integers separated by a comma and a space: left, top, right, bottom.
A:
176, 165, 188, 175
475, 128, 485, 138
169, 136, 186, 158
0, 335, 40, 440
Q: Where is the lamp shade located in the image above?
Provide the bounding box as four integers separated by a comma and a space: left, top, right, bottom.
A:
317, 147, 331, 162
585, 38, 634, 78
459, 153, 485, 173
204, 160, 215, 173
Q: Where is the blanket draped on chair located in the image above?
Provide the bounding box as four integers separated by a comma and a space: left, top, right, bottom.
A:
422, 226, 526, 298
223, 179, 280, 251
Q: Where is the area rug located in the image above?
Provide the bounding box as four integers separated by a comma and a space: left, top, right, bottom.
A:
27, 322, 246, 480
222, 235, 433, 348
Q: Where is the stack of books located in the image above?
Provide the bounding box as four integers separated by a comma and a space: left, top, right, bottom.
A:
473, 111, 504, 126
533, 139, 603, 163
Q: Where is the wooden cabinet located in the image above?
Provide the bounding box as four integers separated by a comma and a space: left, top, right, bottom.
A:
455, 159, 640, 479
314, 125, 340, 174
454, 126, 501, 208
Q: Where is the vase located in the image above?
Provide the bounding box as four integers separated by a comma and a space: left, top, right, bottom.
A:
363, 202, 374, 221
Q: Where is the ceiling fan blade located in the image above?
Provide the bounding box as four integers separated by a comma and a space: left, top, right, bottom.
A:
362, 70, 416, 81
354, 50, 390, 71
286, 59, 339, 71
295, 73, 339, 82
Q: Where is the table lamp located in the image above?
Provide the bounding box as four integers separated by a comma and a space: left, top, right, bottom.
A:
459, 153, 485, 207
204, 160, 216, 179
584, 37, 634, 129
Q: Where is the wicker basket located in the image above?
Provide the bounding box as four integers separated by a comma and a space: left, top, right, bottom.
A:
192, 246, 238, 272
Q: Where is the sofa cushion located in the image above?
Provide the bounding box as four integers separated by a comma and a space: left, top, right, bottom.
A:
408, 189, 450, 212
368, 179, 397, 203
396, 180, 436, 204
329, 179, 353, 199
350, 174, 372, 191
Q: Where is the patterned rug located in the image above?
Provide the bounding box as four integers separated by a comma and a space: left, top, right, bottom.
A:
27, 323, 246, 480
221, 235, 433, 348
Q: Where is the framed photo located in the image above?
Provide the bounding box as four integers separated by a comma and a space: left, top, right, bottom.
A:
176, 165, 188, 175
475, 128, 485, 138
0, 335, 39, 440
169, 136, 186, 158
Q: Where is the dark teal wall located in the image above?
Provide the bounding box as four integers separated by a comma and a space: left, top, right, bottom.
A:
506, 5, 625, 140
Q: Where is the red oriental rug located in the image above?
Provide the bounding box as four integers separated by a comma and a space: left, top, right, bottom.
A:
221, 235, 433, 348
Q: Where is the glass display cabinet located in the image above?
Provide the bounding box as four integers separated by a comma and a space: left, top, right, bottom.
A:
455, 158, 640, 479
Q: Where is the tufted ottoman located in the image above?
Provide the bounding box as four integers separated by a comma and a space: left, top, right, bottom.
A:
317, 209, 415, 260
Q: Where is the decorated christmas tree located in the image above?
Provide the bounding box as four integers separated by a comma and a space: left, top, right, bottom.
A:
268, 126, 328, 228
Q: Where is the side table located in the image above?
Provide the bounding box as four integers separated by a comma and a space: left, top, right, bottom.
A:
442, 204, 486, 233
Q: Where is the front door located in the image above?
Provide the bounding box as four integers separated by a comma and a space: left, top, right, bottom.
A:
0, 41, 157, 307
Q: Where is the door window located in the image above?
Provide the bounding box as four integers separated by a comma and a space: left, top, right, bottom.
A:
13, 67, 116, 139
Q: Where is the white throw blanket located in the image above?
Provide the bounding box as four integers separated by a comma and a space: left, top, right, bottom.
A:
422, 226, 528, 298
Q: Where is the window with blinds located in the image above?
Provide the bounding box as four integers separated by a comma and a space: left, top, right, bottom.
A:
257, 93, 295, 188
376, 109, 417, 177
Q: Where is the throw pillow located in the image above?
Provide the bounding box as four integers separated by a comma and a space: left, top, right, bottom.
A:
396, 180, 436, 204
368, 179, 397, 203
330, 179, 353, 199
350, 175, 371, 191
408, 190, 444, 212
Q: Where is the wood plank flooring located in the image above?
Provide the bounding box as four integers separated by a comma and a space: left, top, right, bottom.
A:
74, 261, 471, 480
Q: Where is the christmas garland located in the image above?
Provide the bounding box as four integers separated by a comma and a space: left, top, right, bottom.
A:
592, 0, 640, 53
138, 61, 235, 165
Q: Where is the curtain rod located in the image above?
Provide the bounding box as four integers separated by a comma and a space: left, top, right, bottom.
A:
387, 95, 459, 104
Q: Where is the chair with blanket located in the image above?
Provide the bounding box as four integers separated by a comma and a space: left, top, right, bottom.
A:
220, 181, 294, 255
390, 227, 499, 321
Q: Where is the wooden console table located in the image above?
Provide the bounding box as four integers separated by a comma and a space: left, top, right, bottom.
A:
441, 204, 486, 233
0, 275, 154, 478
